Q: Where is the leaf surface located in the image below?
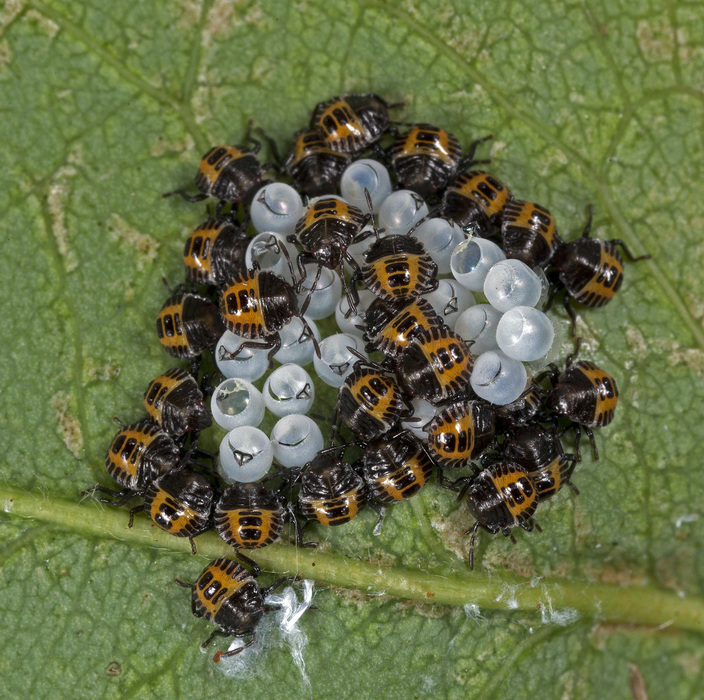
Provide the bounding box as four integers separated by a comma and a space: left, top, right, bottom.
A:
2, 0, 704, 697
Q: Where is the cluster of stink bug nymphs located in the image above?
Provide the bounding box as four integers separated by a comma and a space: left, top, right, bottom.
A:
83, 93, 650, 662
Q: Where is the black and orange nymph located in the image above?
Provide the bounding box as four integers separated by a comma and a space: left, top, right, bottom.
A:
175, 558, 297, 661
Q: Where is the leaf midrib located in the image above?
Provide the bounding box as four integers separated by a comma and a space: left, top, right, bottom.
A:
3, 486, 704, 635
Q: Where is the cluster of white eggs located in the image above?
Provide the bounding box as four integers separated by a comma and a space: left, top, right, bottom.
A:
209, 158, 558, 484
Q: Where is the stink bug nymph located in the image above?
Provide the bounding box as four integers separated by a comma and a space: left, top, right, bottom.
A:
501, 199, 563, 268
362, 430, 435, 504
156, 289, 225, 359
183, 218, 249, 286
164, 122, 271, 213
396, 325, 474, 406
503, 425, 579, 501
425, 399, 496, 470
462, 461, 541, 570
494, 379, 544, 432
290, 196, 369, 315
143, 367, 211, 437
312, 93, 392, 154
363, 296, 443, 360
387, 123, 463, 200
296, 445, 367, 544
214, 482, 286, 574
284, 129, 352, 197
218, 245, 320, 364
175, 558, 297, 661
82, 418, 180, 505
539, 342, 619, 461
353, 233, 439, 305
549, 206, 651, 335
442, 168, 512, 234
131, 467, 215, 554
335, 353, 410, 440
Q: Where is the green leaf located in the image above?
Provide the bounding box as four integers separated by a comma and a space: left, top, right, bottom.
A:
2, 0, 703, 697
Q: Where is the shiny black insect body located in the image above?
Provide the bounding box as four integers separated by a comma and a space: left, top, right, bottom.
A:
284, 129, 351, 196
156, 291, 225, 359
538, 341, 619, 460
164, 122, 270, 213
362, 430, 435, 504
183, 218, 249, 286
549, 207, 651, 335
494, 379, 544, 433
219, 251, 319, 363
214, 482, 286, 574
296, 447, 367, 543
290, 197, 369, 314
354, 234, 439, 305
175, 558, 296, 662
132, 467, 215, 554
336, 357, 409, 440
396, 325, 474, 406
144, 367, 211, 437
312, 93, 392, 154
425, 399, 496, 470
82, 419, 181, 506
501, 199, 563, 268
463, 461, 540, 570
363, 296, 443, 360
387, 123, 463, 200
503, 425, 579, 501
